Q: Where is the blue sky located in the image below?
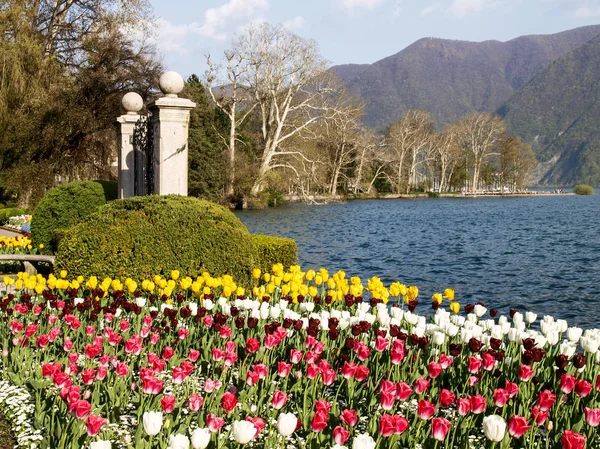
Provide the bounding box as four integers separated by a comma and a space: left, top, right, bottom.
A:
149, 0, 600, 78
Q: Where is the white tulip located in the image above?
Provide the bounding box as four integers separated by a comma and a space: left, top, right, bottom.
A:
567, 327, 583, 343
189, 302, 198, 316
474, 304, 487, 317
432, 331, 446, 346
482, 415, 506, 442
142, 411, 163, 436
168, 433, 190, 449
135, 297, 147, 308
560, 341, 577, 358
546, 330, 559, 346
270, 305, 281, 320
581, 337, 600, 354
190, 428, 211, 449
404, 311, 418, 325
202, 299, 214, 310
220, 303, 231, 316
90, 441, 111, 449
231, 420, 256, 444
512, 312, 523, 324
557, 319, 568, 333
460, 329, 473, 344
352, 434, 376, 449
525, 312, 537, 324
467, 313, 478, 323
277, 413, 298, 437
74, 297, 84, 306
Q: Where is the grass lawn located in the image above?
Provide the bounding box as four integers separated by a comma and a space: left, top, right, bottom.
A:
0, 413, 16, 449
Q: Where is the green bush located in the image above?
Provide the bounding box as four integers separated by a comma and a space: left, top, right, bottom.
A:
55, 195, 257, 282
30, 181, 117, 254
0, 208, 26, 225
252, 234, 298, 272
573, 184, 595, 195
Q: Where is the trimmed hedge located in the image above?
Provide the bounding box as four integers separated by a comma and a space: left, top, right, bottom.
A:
55, 195, 257, 282
31, 181, 117, 254
252, 234, 298, 272
574, 184, 595, 195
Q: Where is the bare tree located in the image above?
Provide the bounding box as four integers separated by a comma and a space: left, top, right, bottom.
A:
206, 52, 256, 197
230, 23, 331, 195
435, 125, 463, 192
456, 112, 506, 192
352, 131, 380, 194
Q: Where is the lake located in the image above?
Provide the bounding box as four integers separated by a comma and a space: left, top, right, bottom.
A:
235, 195, 600, 328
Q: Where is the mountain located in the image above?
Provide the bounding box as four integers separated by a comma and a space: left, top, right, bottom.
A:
331, 25, 600, 131
500, 34, 600, 186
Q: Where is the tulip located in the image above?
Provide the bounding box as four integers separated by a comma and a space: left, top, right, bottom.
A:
417, 400, 436, 420
469, 394, 486, 414
483, 415, 506, 442
340, 409, 358, 427
431, 417, 451, 441
85, 414, 107, 437
508, 415, 531, 438
90, 441, 111, 449
168, 434, 190, 449
352, 434, 376, 449
584, 408, 600, 427
232, 420, 256, 444
161, 395, 176, 413
188, 394, 204, 412
277, 412, 298, 436
206, 414, 225, 433
439, 389, 456, 407
191, 428, 211, 449
272, 390, 289, 409
379, 414, 396, 437
575, 380, 592, 397
143, 411, 163, 436
493, 388, 510, 407
561, 430, 586, 449
537, 390, 556, 411
334, 426, 350, 445
221, 392, 238, 413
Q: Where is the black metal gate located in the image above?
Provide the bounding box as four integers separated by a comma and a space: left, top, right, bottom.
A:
133, 113, 155, 195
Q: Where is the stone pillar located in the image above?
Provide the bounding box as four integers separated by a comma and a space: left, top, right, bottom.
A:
116, 92, 143, 199
148, 72, 196, 196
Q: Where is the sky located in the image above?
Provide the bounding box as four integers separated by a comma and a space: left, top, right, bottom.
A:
149, 0, 600, 78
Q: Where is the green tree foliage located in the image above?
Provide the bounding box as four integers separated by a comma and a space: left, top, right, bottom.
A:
574, 184, 595, 195
0, 0, 161, 206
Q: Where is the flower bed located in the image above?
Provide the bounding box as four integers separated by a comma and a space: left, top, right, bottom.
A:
0, 266, 599, 449
4, 215, 32, 233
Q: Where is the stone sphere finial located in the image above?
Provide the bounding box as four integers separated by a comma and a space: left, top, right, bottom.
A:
159, 71, 185, 97
122, 92, 144, 114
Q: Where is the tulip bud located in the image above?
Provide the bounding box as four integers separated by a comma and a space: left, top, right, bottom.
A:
277, 413, 298, 436
142, 411, 163, 436
191, 428, 211, 449
483, 415, 506, 442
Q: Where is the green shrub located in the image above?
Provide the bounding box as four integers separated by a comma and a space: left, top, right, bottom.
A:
573, 184, 595, 195
55, 195, 257, 282
30, 181, 117, 254
0, 208, 26, 225
252, 234, 298, 272
427, 192, 440, 198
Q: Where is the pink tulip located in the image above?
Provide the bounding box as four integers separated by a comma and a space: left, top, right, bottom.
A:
417, 400, 436, 420
188, 394, 204, 412
272, 390, 289, 409
431, 417, 451, 441
584, 408, 600, 427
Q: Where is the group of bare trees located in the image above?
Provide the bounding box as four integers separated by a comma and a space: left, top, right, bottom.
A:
205, 23, 536, 202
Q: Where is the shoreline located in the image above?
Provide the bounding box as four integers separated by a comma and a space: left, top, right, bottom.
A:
283, 191, 575, 203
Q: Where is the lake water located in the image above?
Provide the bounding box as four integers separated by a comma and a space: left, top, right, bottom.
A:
235, 195, 600, 328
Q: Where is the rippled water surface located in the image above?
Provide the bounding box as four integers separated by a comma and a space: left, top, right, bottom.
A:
235, 195, 600, 328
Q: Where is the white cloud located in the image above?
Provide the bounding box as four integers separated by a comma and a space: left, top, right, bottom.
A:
392, 0, 403, 18
339, 0, 386, 10
283, 16, 306, 30
156, 19, 196, 55
421, 4, 437, 15
449, 0, 497, 16
195, 0, 269, 40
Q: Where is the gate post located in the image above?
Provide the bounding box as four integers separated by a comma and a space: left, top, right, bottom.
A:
116, 93, 143, 199
148, 72, 196, 196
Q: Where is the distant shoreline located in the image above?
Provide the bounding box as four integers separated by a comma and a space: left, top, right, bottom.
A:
283, 191, 575, 203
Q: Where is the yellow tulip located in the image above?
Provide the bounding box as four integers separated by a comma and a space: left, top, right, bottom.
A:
263, 273, 271, 283
444, 288, 455, 301
236, 287, 245, 296
60, 270, 67, 279
252, 268, 261, 279
450, 302, 460, 313
432, 293, 443, 304
171, 270, 180, 280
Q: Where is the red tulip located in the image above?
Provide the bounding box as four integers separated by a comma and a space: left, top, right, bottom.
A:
340, 409, 358, 427
584, 408, 600, 427
333, 426, 350, 444
246, 416, 266, 437
561, 430, 586, 449
575, 380, 592, 398
161, 395, 176, 413
439, 353, 453, 369
290, 349, 303, 364
390, 339, 405, 365
207, 414, 225, 432
115, 362, 129, 377
212, 348, 225, 362
439, 389, 456, 407
537, 390, 556, 411
311, 411, 328, 432
493, 388, 510, 407
307, 364, 320, 379
188, 394, 204, 412
396, 382, 413, 401
427, 361, 443, 378
254, 363, 268, 379
414, 377, 430, 394
189, 349, 200, 362
96, 366, 107, 380
221, 392, 237, 414
355, 365, 369, 381
505, 381, 519, 398
53, 372, 71, 389
85, 414, 106, 436
272, 390, 289, 409
277, 361, 291, 377
531, 405, 549, 425
245, 338, 260, 353
70, 399, 92, 419
482, 352, 497, 371
518, 365, 535, 382
246, 370, 259, 386
417, 400, 436, 420
431, 417, 451, 441
341, 362, 357, 379
393, 415, 409, 435
142, 376, 164, 395
379, 414, 396, 437
457, 397, 471, 416
467, 356, 482, 373
81, 368, 95, 386
560, 374, 577, 394
380, 392, 395, 411
375, 335, 389, 352
508, 415, 531, 438
469, 394, 486, 414
315, 400, 331, 414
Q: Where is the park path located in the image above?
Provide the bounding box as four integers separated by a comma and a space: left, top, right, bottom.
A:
0, 228, 21, 238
